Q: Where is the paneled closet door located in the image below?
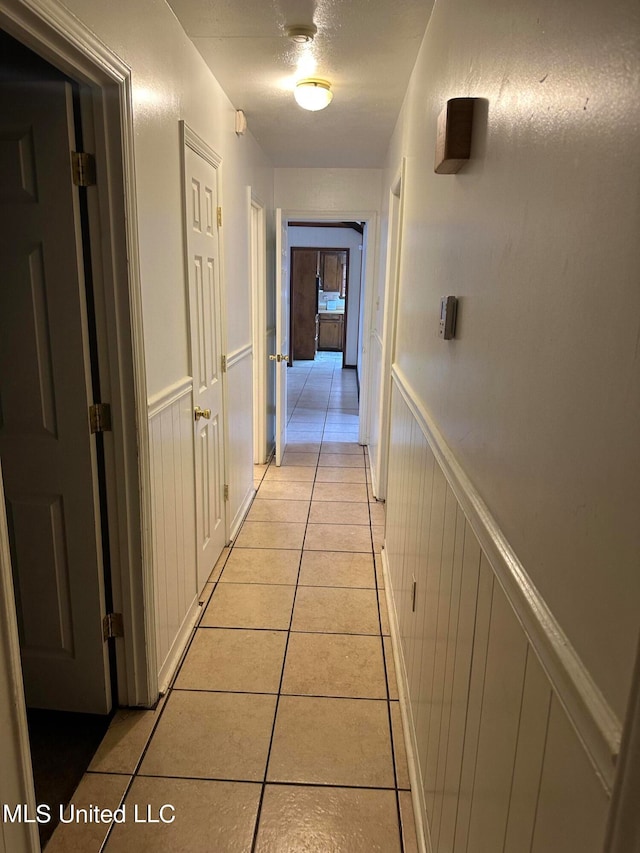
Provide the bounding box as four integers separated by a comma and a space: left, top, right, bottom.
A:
184, 143, 225, 589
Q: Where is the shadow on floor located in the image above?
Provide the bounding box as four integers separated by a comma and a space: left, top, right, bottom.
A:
27, 708, 111, 848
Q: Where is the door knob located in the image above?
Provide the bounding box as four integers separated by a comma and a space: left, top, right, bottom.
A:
194, 406, 211, 421
269, 354, 290, 363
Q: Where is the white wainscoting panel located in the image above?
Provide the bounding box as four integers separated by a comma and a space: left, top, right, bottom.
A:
226, 343, 255, 540
367, 329, 383, 498
148, 378, 198, 687
384, 370, 612, 853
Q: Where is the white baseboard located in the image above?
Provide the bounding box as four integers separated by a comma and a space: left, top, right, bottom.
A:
381, 546, 432, 853
230, 485, 256, 543
156, 595, 200, 694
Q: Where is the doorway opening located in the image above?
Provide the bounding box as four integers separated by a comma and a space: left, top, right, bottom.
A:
0, 29, 115, 846
287, 220, 365, 442
0, 12, 152, 845
288, 221, 364, 371
291, 247, 350, 365
285, 222, 365, 448
249, 191, 274, 464
272, 210, 378, 465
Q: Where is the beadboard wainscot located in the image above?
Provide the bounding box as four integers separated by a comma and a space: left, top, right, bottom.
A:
382, 365, 620, 853
226, 342, 255, 540
148, 377, 198, 692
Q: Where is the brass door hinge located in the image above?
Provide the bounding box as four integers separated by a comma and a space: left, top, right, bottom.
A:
217, 206, 222, 228
103, 612, 124, 640
72, 151, 97, 187
223, 484, 229, 501
89, 403, 112, 434
221, 354, 227, 373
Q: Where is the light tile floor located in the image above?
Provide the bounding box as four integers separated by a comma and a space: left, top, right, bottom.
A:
47, 352, 418, 852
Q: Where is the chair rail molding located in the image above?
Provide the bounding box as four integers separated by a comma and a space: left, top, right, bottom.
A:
390, 363, 621, 791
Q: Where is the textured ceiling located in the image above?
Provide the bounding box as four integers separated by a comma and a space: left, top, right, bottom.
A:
166, 0, 434, 167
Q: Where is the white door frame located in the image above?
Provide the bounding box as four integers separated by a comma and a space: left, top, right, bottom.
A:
0, 0, 156, 717
0, 462, 39, 853
274, 209, 289, 466
605, 634, 640, 852
375, 162, 405, 499
249, 189, 268, 464
280, 209, 379, 446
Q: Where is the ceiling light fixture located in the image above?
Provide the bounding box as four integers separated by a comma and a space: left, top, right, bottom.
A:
286, 25, 317, 44
294, 78, 333, 111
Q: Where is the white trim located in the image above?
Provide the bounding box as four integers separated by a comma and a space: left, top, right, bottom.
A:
369, 448, 381, 502
368, 328, 384, 500
358, 216, 379, 445
182, 123, 223, 169
381, 546, 431, 853
605, 635, 640, 852
227, 342, 253, 370
249, 190, 268, 464
0, 0, 155, 710
0, 464, 39, 853
376, 161, 405, 499
156, 595, 200, 694
229, 486, 257, 543
147, 377, 193, 418
391, 364, 621, 792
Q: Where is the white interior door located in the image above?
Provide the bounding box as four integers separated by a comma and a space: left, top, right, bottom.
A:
184, 142, 225, 590
0, 78, 111, 713
274, 209, 290, 466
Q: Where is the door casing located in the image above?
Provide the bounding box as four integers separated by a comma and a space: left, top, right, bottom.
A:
274, 209, 289, 466
375, 162, 405, 500
249, 190, 270, 464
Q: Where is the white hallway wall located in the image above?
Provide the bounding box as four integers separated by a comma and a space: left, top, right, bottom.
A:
275, 168, 383, 215
59, 0, 274, 683
373, 0, 640, 847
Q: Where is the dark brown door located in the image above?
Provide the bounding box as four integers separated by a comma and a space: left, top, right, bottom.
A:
291, 248, 319, 361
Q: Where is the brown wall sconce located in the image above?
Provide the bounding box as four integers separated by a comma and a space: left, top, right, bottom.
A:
434, 97, 478, 174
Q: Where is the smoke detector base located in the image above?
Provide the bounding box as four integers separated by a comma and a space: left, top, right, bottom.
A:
286, 25, 317, 43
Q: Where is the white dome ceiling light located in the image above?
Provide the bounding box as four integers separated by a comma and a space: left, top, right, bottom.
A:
294, 78, 333, 111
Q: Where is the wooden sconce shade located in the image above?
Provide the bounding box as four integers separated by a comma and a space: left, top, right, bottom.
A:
434, 97, 477, 174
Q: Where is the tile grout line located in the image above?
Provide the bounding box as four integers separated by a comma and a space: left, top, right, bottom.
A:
365, 445, 406, 853
317, 358, 406, 849
98, 532, 238, 850
248, 400, 319, 853
101, 356, 402, 851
